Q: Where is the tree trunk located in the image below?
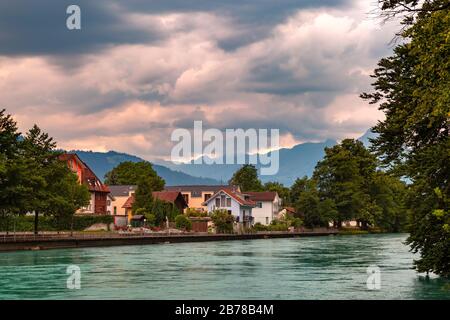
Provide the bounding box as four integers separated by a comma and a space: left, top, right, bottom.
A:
34, 210, 39, 235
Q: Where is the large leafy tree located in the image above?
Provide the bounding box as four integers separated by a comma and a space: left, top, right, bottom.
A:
313, 139, 378, 228
264, 181, 290, 204
362, 2, 449, 275
229, 164, 263, 192
104, 161, 165, 190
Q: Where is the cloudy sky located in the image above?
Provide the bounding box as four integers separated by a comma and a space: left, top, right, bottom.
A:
0, 0, 398, 161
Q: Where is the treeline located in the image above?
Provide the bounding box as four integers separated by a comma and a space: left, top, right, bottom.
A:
230, 139, 408, 232
0, 109, 91, 234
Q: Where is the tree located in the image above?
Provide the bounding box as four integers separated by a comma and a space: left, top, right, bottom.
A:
290, 177, 309, 207
44, 162, 90, 229
0, 109, 23, 229
132, 178, 154, 212
293, 178, 330, 228
264, 181, 290, 205
20, 125, 59, 234
361, 5, 449, 275
210, 209, 235, 233
104, 161, 165, 190
229, 164, 263, 192
313, 139, 378, 227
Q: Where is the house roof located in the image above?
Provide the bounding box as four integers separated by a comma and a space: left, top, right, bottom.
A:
202, 188, 256, 207
283, 207, 297, 215
165, 185, 239, 193
153, 191, 187, 207
108, 185, 137, 197
59, 153, 110, 193
122, 195, 134, 209
122, 191, 187, 209
245, 191, 278, 202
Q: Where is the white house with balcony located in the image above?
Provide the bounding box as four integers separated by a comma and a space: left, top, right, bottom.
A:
202, 188, 256, 227
245, 192, 281, 225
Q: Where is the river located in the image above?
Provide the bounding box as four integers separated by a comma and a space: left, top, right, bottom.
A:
0, 233, 448, 299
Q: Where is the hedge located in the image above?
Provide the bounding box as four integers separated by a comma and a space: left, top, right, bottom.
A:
0, 215, 114, 232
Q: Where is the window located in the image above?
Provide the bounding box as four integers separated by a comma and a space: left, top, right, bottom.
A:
220, 195, 226, 207
266, 217, 269, 225
204, 193, 212, 202
191, 191, 201, 198
114, 206, 117, 215
257, 202, 262, 208
226, 197, 231, 207
107, 200, 111, 206
183, 194, 189, 204
215, 198, 220, 207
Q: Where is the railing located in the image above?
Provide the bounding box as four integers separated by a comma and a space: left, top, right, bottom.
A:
0, 231, 195, 243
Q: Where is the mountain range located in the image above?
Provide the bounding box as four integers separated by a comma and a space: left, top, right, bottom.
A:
73, 130, 376, 187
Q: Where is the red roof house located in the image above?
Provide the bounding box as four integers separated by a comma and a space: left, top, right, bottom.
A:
59, 153, 110, 215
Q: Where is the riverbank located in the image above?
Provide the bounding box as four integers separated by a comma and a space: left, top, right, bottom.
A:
0, 230, 338, 252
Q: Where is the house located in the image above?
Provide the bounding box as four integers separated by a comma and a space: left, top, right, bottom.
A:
278, 206, 299, 220
152, 191, 188, 213
108, 185, 137, 216
164, 185, 240, 212
122, 191, 188, 223
108, 185, 137, 227
245, 191, 281, 225
59, 153, 110, 215
202, 188, 256, 228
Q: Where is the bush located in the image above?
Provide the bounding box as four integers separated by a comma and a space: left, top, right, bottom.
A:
253, 222, 268, 231
185, 208, 208, 217
175, 215, 192, 231
267, 223, 289, 231
210, 209, 235, 233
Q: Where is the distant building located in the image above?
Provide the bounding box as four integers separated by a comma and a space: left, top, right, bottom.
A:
164, 185, 240, 211
202, 188, 256, 228
59, 153, 110, 215
108, 185, 137, 216
278, 206, 299, 220
245, 191, 281, 225
122, 191, 188, 223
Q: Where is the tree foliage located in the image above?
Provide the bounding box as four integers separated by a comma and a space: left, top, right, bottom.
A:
229, 164, 263, 192
362, 6, 449, 275
0, 109, 90, 233
104, 161, 165, 190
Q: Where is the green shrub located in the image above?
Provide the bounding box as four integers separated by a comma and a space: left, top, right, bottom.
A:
253, 222, 268, 231
175, 214, 192, 231
210, 209, 235, 233
185, 208, 208, 217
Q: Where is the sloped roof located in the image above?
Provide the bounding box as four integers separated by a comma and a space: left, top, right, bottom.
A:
59, 153, 109, 193
122, 191, 187, 209
245, 191, 278, 202
165, 185, 239, 193
203, 188, 256, 207
108, 185, 137, 197
122, 195, 135, 209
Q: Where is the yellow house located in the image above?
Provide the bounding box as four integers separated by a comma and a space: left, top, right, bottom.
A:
108, 185, 137, 216
164, 185, 240, 212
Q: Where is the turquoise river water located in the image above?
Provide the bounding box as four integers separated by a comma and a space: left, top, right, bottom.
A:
0, 233, 449, 299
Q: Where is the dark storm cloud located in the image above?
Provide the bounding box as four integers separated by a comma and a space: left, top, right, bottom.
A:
0, 0, 162, 56
0, 0, 350, 56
